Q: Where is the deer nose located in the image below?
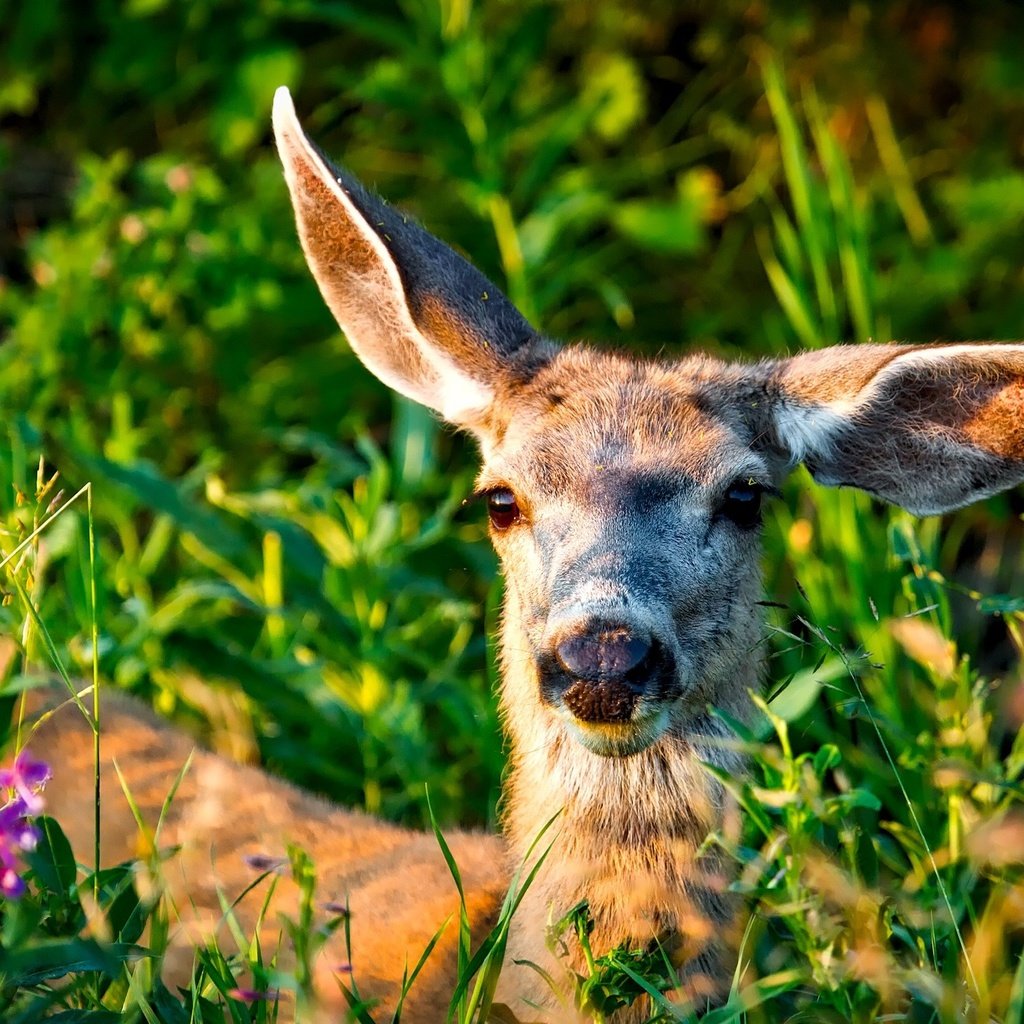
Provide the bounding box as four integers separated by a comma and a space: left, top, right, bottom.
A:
550, 622, 662, 726
555, 624, 651, 682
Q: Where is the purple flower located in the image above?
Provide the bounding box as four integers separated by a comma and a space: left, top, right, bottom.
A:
0, 800, 40, 851
0, 750, 50, 901
0, 751, 51, 815
0, 868, 25, 900
227, 987, 279, 1003
243, 853, 288, 874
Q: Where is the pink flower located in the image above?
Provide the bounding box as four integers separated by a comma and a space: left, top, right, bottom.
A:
0, 750, 50, 901
0, 867, 25, 899
0, 751, 51, 815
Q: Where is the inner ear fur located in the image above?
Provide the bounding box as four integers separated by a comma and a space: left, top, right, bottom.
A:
272, 87, 548, 428
767, 342, 1024, 515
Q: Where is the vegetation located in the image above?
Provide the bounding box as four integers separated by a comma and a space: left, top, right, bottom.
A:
0, 1, 1023, 1020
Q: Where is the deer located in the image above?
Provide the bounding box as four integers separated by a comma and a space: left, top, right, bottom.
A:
23, 86, 1024, 1023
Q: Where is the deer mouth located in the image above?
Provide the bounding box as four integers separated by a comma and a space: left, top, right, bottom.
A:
562, 677, 639, 723
556, 676, 672, 756
564, 706, 671, 757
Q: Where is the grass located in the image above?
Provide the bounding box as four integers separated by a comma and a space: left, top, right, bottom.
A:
1, 4, 1023, 1021
5, 462, 1021, 1021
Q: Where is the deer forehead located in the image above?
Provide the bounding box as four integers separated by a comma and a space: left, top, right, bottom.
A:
480, 347, 768, 499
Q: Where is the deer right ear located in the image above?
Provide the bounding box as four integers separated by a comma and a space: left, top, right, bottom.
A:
272, 87, 546, 431
766, 342, 1024, 515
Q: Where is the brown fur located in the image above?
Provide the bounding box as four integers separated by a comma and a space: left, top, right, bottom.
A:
27, 688, 506, 1021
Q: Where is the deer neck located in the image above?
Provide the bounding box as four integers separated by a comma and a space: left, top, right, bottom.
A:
496, 586, 747, 979
498, 591, 747, 852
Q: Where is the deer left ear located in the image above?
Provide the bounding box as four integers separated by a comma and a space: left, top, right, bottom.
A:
272, 87, 545, 431
765, 342, 1024, 515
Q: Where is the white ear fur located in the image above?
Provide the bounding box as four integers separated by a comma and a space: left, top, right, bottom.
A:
771, 403, 848, 468
272, 87, 494, 425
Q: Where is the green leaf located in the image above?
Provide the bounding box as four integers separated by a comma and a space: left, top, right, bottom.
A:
84, 865, 147, 944
39, 1013, 122, 1024
73, 454, 247, 561
1, 894, 44, 950
978, 594, 1024, 614
834, 789, 882, 812
212, 47, 301, 156
0, 939, 147, 985
581, 53, 646, 142
28, 816, 77, 897
812, 743, 842, 776
612, 172, 710, 255
767, 657, 847, 727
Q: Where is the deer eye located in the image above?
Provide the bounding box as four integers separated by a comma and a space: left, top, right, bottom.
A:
718, 478, 764, 529
486, 488, 522, 531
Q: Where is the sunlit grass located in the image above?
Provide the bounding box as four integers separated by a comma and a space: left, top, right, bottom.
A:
0, 3, 1022, 1020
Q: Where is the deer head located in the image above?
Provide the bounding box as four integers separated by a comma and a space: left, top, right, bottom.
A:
273, 86, 1024, 768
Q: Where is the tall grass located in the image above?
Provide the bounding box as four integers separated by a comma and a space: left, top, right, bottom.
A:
0, 2, 1023, 1021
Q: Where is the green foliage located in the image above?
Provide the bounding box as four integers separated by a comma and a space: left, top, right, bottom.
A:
1, 1, 1023, 1021
546, 902, 679, 1020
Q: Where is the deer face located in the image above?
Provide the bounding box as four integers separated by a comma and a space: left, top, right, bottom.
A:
478, 348, 774, 756
272, 86, 1024, 763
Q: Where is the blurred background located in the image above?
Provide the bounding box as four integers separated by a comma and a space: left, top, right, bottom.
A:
1, 0, 1023, 837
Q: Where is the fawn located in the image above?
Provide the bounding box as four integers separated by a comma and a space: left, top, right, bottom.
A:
27, 86, 1024, 1023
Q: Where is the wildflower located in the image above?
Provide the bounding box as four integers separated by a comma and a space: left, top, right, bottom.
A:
0, 751, 51, 814
243, 852, 288, 874
0, 800, 40, 852
0, 866, 26, 899
334, 963, 353, 975
227, 987, 279, 1003
0, 750, 50, 901
322, 900, 350, 917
